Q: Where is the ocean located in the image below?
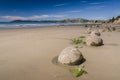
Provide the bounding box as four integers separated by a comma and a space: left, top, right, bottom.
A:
0, 22, 83, 28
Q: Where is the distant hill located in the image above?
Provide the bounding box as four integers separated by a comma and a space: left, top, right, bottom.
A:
114, 16, 120, 24
12, 18, 89, 23
108, 16, 120, 24
11, 18, 105, 23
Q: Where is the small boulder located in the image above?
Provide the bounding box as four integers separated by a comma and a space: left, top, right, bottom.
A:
110, 27, 116, 31
58, 46, 83, 65
86, 35, 103, 46
90, 30, 101, 36
86, 27, 92, 34
99, 29, 105, 32
105, 26, 111, 32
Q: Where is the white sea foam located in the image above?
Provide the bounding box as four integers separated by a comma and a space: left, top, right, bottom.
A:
0, 22, 82, 28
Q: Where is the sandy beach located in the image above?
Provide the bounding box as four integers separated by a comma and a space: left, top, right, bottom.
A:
0, 26, 120, 80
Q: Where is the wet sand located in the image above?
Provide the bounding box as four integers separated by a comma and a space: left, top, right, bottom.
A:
0, 26, 120, 80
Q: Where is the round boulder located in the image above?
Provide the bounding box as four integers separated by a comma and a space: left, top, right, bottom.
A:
110, 27, 116, 31
58, 46, 83, 65
99, 29, 105, 32
86, 35, 103, 46
90, 30, 101, 36
86, 27, 92, 34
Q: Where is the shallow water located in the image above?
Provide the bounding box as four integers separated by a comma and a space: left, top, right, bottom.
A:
0, 22, 83, 28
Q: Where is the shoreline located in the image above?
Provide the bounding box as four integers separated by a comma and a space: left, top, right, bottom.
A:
0, 23, 102, 29
0, 23, 120, 30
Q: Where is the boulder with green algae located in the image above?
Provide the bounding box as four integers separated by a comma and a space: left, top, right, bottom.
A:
86, 35, 103, 46
90, 30, 101, 36
58, 46, 83, 65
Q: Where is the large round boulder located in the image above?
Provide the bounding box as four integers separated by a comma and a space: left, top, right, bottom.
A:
90, 30, 101, 36
86, 35, 103, 46
58, 46, 83, 65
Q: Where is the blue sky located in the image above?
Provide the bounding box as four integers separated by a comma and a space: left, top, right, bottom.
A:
0, 0, 120, 21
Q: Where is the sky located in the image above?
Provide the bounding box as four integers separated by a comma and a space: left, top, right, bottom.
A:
0, 0, 120, 21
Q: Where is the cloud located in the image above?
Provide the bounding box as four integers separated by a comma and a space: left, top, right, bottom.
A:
89, 2, 101, 5
81, 1, 88, 3
50, 15, 66, 18
68, 10, 82, 13
29, 15, 49, 19
54, 3, 67, 7
89, 1, 106, 5
1, 14, 65, 21
94, 16, 106, 20
85, 16, 107, 20
1, 16, 26, 20
86, 6, 105, 9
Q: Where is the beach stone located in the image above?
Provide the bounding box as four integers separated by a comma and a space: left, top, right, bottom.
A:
110, 27, 116, 31
105, 26, 111, 32
99, 28, 105, 32
58, 46, 83, 65
90, 30, 101, 36
86, 35, 103, 46
86, 27, 92, 34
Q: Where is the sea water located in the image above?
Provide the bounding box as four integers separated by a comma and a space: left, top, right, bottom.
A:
0, 22, 82, 28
